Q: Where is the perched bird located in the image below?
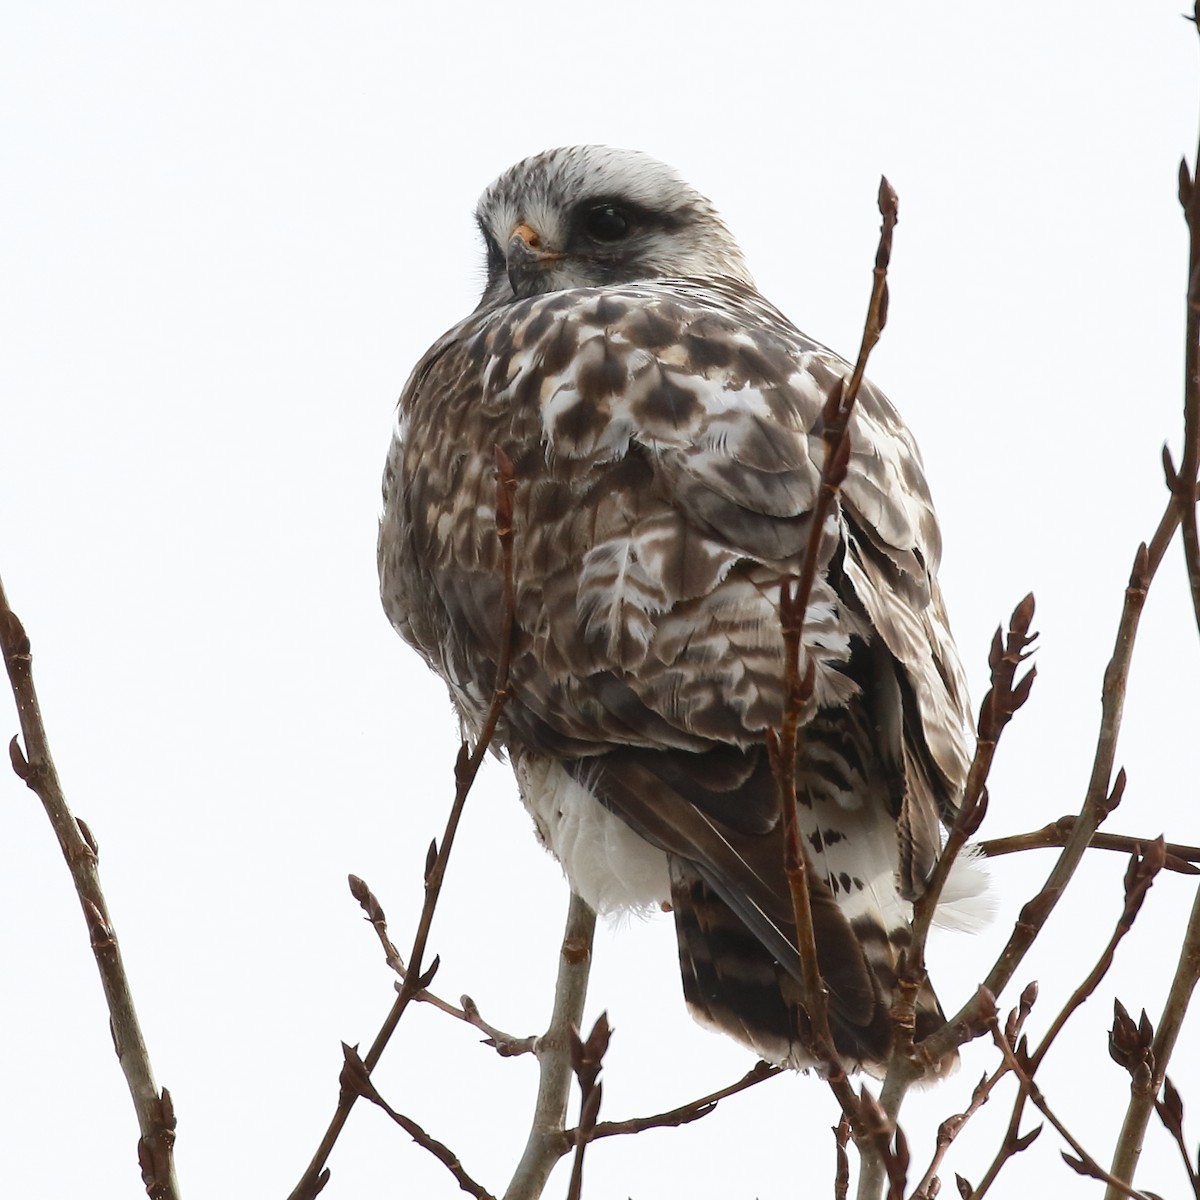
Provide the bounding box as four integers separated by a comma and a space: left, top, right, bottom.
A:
378, 146, 987, 1074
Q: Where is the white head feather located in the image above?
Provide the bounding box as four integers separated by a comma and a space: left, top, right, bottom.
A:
474, 145, 753, 309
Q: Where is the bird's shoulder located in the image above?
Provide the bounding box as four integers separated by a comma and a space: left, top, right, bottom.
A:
396, 276, 937, 563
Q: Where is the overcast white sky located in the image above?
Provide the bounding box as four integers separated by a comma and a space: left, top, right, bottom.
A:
3, 4, 1199, 1198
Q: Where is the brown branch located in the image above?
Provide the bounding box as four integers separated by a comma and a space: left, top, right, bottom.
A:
347, 874, 537, 1056
1108, 880, 1200, 1195
338, 1043, 496, 1200
908, 1065, 1010, 1200
289, 449, 519, 1200
769, 177, 907, 1200
834, 1115, 852, 1200
569, 1060, 783, 1142
973, 844, 1164, 1198
1175, 6, 1200, 634
854, 1085, 908, 1200
1032, 841, 1164, 1073
969, 1110, 1044, 1200
920, 484, 1181, 1073
564, 1013, 609, 1200
876, 600, 1037, 1170
914, 981, 1034, 1199
1154, 1076, 1200, 1197
0, 577, 181, 1200
1107, 14, 1200, 1186
969, 985, 1044, 1200
503, 891, 597, 1200
980, 820, 1200, 875
988, 1022, 1155, 1200
882, 596, 1035, 1119
455, 995, 538, 1058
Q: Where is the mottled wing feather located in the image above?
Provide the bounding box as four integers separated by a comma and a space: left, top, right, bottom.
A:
379, 275, 973, 1065
382, 276, 968, 772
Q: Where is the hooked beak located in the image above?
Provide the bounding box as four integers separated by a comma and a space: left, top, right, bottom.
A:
506, 222, 563, 296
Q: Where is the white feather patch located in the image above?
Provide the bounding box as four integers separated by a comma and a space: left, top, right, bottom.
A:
932, 845, 995, 932
514, 755, 670, 914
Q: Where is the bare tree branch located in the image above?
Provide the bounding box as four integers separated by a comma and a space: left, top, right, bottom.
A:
1105, 12, 1200, 1185
980, 821, 1200, 875
763, 176, 907, 1200
572, 1060, 783, 1142
564, 1013, 609, 1200
834, 1115, 852, 1200
919, 492, 1180, 1075
909, 1066, 1009, 1200
289, 449, 519, 1200
986, 1021, 1152, 1200
973, 844, 1164, 1198
503, 891, 597, 1200
338, 1043, 496, 1200
0, 577, 181, 1200
773, 177, 899, 1083
348, 873, 537, 1056
881, 596, 1036, 1128
1033, 842, 1165, 1069
1108, 881, 1200, 1195
967, 985, 1044, 1200
1153, 1076, 1200, 1198
1174, 3, 1200, 633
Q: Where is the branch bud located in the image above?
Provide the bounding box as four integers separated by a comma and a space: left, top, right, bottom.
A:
8, 735, 30, 780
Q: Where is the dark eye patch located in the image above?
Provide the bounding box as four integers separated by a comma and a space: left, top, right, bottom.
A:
581, 204, 632, 242
478, 221, 505, 272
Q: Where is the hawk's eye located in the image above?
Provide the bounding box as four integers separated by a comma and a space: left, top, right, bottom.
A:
582, 205, 631, 242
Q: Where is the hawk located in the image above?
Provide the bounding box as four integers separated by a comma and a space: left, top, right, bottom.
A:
378, 146, 987, 1073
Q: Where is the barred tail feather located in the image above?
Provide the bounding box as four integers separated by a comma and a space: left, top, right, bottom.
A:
669, 857, 954, 1076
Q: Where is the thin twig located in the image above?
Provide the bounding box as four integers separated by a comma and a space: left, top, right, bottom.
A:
920, 488, 1181, 1073
1107, 12, 1200, 1184
973, 844, 1164, 1198
980, 821, 1200, 875
876, 603, 1037, 1188
1153, 1076, 1200, 1197
0, 578, 181, 1200
922, 979, 1042, 1200
767, 176, 906, 1199
338, 1043, 496, 1200
834, 1115, 852, 1200
570, 1060, 783, 1142
289, 449, 519, 1200
565, 1013, 609, 1200
1174, 6, 1200, 633
454, 995, 538, 1058
883, 596, 1035, 1118
1032, 841, 1164, 1072
348, 874, 536, 1055
1108, 881, 1200, 1195
968, 985, 1044, 1200
908, 1065, 1010, 1200
503, 891, 597, 1200
908, 594, 1037, 953
989, 1023, 1154, 1200
970, 1105, 1044, 1200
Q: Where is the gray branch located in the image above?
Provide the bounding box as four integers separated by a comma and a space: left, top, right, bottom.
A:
503, 891, 597, 1200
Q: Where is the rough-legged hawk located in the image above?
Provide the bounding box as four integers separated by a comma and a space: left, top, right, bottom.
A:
378, 145, 987, 1073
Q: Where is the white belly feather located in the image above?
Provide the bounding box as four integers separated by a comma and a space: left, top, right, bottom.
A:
512, 752, 990, 932
514, 755, 671, 914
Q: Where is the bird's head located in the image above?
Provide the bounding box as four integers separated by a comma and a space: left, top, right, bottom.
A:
472, 145, 753, 310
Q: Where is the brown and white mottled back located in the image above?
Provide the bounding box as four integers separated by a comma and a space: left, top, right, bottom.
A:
379, 145, 988, 1072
